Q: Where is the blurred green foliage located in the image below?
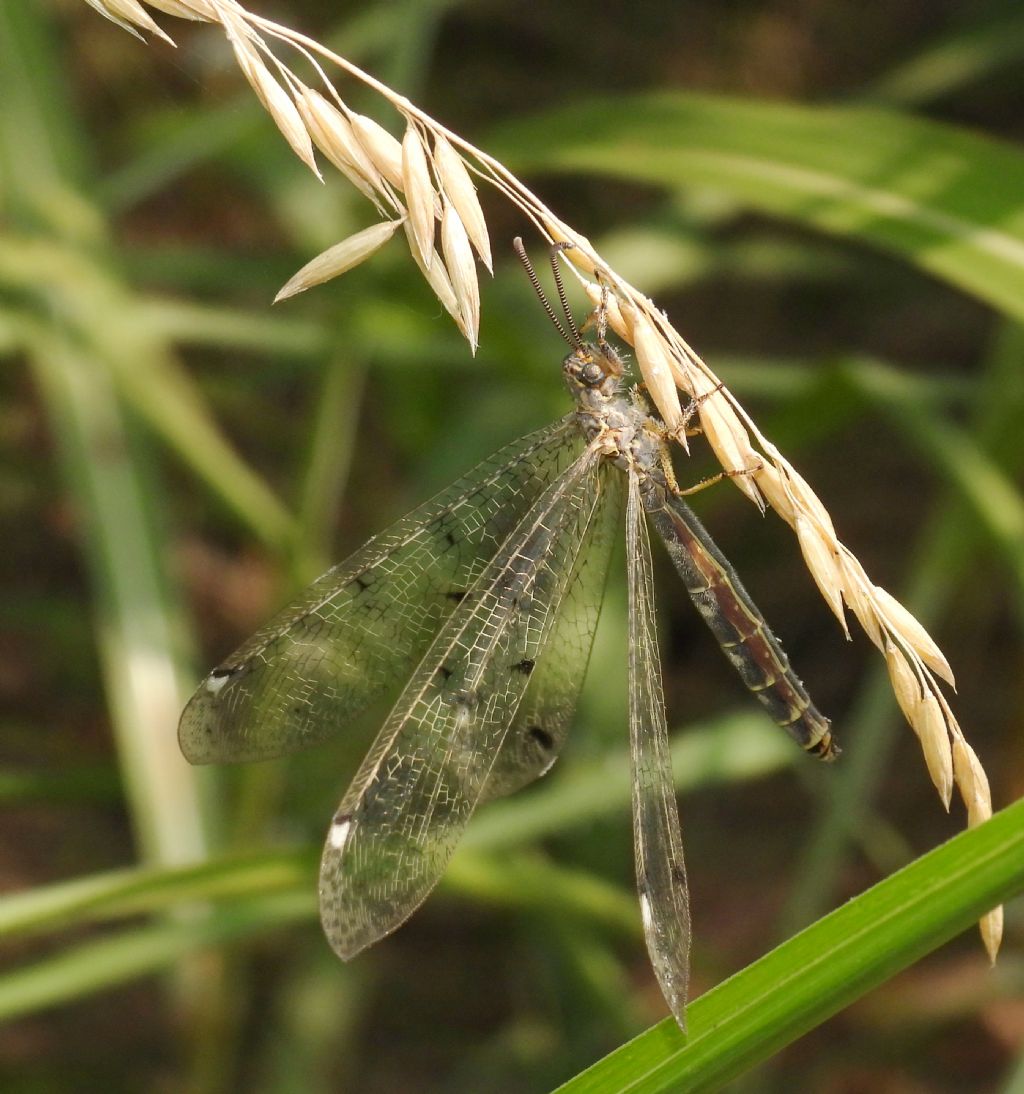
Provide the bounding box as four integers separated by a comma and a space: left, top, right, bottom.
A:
1, 1, 1023, 1091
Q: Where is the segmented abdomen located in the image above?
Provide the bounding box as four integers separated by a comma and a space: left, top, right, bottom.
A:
640, 477, 836, 761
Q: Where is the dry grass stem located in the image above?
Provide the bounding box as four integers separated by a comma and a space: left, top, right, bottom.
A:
87, 0, 1002, 957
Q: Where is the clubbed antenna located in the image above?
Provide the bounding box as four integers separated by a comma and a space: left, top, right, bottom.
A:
513, 237, 579, 350
548, 241, 583, 348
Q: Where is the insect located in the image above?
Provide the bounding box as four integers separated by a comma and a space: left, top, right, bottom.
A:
178, 240, 835, 1030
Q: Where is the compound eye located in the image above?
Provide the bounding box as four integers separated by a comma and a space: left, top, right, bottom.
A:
581, 361, 604, 386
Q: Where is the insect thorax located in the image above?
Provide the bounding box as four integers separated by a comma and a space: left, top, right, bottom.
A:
563, 342, 666, 479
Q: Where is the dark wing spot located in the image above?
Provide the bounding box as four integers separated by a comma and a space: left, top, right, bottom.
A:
512, 658, 535, 675
349, 571, 372, 592
436, 664, 454, 682
443, 530, 457, 548
332, 809, 352, 827
446, 589, 468, 603
527, 724, 555, 751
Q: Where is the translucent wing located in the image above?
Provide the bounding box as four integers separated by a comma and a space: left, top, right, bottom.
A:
484, 462, 625, 799
320, 443, 604, 959
626, 468, 691, 1031
179, 417, 582, 764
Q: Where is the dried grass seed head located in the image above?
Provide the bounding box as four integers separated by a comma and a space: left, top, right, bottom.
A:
915, 688, 955, 809
794, 513, 846, 627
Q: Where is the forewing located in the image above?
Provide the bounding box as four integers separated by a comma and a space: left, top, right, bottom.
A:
320, 443, 603, 959
484, 462, 624, 799
179, 418, 582, 764
627, 469, 691, 1031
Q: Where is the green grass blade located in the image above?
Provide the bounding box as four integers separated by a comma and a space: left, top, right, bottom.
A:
465, 712, 794, 852
0, 850, 637, 1024
26, 332, 209, 866
0, 851, 316, 940
865, 11, 1024, 107
0, 893, 315, 1025
838, 356, 1024, 594
0, 713, 789, 943
555, 796, 1024, 1094
295, 356, 366, 580
493, 93, 1024, 320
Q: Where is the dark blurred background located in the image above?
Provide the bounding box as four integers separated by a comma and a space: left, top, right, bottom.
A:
2, 0, 1024, 1090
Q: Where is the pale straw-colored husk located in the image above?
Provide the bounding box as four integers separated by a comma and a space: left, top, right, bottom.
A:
440, 201, 481, 352
434, 135, 493, 273
274, 219, 404, 302
402, 124, 438, 269
350, 114, 404, 191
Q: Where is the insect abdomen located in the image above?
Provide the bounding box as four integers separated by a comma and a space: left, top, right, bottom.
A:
641, 481, 836, 761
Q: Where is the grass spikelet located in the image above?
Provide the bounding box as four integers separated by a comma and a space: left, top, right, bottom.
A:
221, 16, 319, 178
434, 136, 492, 274
350, 114, 404, 190
404, 222, 464, 336
794, 514, 846, 628
440, 201, 480, 352
631, 311, 683, 432
275, 219, 404, 302
402, 124, 438, 269
295, 88, 381, 204
146, 0, 215, 18
84, 0, 177, 43
872, 585, 955, 687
